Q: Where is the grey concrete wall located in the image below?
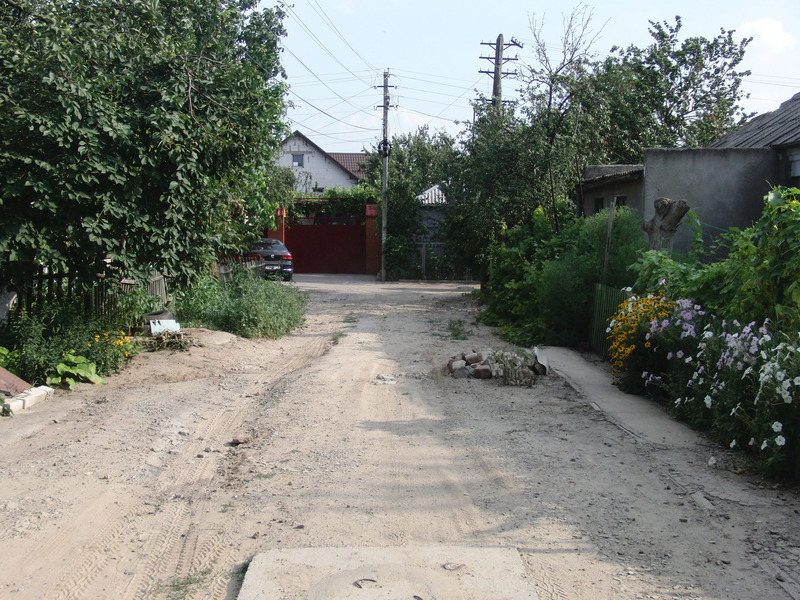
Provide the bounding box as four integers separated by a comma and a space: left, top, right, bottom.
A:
643, 148, 780, 253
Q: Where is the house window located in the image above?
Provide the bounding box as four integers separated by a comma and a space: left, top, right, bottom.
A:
594, 197, 604, 213
292, 154, 304, 168
614, 195, 627, 208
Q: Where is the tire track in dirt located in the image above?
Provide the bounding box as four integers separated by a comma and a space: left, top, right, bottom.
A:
38, 495, 136, 600
118, 401, 278, 597
34, 330, 334, 600
119, 329, 336, 598
521, 556, 570, 600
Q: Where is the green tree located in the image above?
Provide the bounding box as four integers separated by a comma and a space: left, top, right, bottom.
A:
0, 0, 292, 290
519, 4, 604, 232
585, 16, 752, 163
442, 106, 539, 281
443, 6, 600, 281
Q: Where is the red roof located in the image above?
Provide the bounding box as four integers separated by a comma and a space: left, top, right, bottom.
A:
329, 152, 369, 180
283, 131, 368, 180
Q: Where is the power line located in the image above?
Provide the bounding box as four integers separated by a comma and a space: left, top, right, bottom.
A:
427, 76, 484, 124
307, 0, 377, 72
282, 4, 376, 88
392, 73, 481, 89
287, 88, 379, 132
282, 45, 376, 119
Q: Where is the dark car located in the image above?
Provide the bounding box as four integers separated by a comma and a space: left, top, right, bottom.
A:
246, 238, 293, 281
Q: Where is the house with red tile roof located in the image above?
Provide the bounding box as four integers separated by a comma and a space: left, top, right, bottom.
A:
278, 131, 368, 193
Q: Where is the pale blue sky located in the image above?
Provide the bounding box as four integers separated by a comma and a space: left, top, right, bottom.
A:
270, 0, 800, 152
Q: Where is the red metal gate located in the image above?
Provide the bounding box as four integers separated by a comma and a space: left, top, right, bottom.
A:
285, 223, 366, 274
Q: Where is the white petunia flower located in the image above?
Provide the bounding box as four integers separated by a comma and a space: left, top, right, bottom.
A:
775, 435, 786, 447
773, 421, 783, 433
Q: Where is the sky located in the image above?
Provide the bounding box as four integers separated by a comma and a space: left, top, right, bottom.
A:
267, 0, 800, 153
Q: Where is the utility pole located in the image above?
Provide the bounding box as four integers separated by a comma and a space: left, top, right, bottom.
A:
377, 70, 393, 282
480, 34, 522, 108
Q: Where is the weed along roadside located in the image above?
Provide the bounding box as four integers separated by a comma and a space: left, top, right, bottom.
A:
1, 267, 308, 416
3, 275, 798, 600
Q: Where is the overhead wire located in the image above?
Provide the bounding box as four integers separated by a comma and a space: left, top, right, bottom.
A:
287, 88, 379, 132
280, 6, 493, 148
282, 45, 377, 120
307, 0, 377, 72
282, 4, 377, 88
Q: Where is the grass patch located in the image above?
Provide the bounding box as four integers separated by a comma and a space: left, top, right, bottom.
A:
174, 267, 307, 339
447, 319, 471, 340
156, 569, 211, 599
232, 557, 252, 580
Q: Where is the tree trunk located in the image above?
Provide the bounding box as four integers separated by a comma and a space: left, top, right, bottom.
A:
642, 197, 690, 250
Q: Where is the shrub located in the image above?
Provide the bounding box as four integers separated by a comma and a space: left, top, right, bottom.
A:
534, 250, 597, 346
383, 235, 420, 280
0, 297, 137, 385
633, 186, 800, 330
607, 290, 677, 394
481, 206, 647, 346
174, 267, 307, 338
112, 287, 165, 331
609, 291, 800, 478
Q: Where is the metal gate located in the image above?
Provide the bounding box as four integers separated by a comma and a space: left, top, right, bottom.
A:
285, 221, 366, 274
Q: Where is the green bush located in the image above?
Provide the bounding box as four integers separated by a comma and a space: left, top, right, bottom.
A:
481, 206, 647, 346
383, 235, 420, 280
112, 286, 165, 331
0, 297, 137, 385
174, 267, 307, 338
535, 250, 598, 346
633, 186, 800, 331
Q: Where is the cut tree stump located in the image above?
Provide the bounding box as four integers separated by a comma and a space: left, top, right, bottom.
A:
643, 197, 690, 250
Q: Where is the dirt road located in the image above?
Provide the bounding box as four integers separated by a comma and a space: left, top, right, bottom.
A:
1, 274, 799, 600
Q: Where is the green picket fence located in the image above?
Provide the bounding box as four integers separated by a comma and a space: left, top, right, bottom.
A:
591, 283, 628, 358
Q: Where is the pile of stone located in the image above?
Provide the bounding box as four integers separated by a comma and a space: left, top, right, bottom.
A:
446, 348, 548, 384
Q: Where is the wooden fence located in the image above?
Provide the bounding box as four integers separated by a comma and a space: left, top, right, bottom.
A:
14, 268, 167, 317
590, 283, 628, 358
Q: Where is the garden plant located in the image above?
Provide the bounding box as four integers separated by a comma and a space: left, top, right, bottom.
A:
607, 186, 800, 478
479, 204, 648, 347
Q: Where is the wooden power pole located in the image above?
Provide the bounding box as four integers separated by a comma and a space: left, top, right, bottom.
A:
480, 34, 522, 108
378, 70, 392, 282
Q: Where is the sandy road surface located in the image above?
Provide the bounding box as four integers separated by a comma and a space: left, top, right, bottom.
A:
1, 274, 799, 599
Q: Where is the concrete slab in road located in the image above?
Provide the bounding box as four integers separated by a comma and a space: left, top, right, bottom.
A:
237, 546, 537, 600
